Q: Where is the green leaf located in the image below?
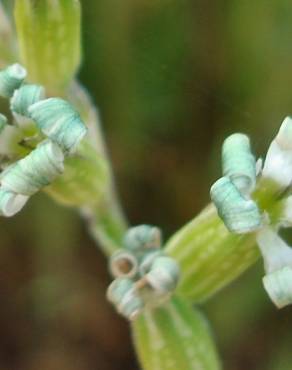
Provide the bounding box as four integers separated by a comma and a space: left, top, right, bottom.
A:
165, 204, 259, 303
14, 0, 81, 94
132, 296, 221, 370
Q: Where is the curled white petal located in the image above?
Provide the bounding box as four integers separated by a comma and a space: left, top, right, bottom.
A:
256, 227, 292, 274
263, 266, 292, 308
262, 117, 292, 187
1, 141, 64, 196
145, 256, 180, 294
275, 116, 292, 150
0, 188, 28, 217
281, 195, 292, 227
109, 249, 138, 279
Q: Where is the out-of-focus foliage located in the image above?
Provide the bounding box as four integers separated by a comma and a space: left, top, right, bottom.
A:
1, 0, 292, 369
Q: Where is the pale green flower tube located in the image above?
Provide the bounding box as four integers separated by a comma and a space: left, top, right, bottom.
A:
14, 0, 81, 94
0, 2, 17, 65
165, 204, 258, 302
132, 297, 221, 370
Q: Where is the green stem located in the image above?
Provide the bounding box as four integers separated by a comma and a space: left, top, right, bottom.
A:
81, 191, 127, 257
68, 82, 128, 256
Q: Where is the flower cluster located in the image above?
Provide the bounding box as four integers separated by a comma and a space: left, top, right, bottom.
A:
0, 63, 87, 216
211, 117, 292, 308
107, 225, 180, 320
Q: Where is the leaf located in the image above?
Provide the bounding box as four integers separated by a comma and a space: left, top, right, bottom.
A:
132, 296, 221, 370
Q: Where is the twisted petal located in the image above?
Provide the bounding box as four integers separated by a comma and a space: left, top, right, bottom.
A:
0, 188, 28, 217
124, 225, 162, 255
256, 227, 292, 274
107, 278, 144, 320
139, 250, 164, 276
222, 133, 256, 194
0, 63, 26, 98
28, 98, 87, 152
210, 176, 261, 233
11, 83, 45, 117
263, 267, 292, 308
1, 140, 64, 196
109, 249, 139, 279
145, 256, 180, 295
256, 227, 292, 308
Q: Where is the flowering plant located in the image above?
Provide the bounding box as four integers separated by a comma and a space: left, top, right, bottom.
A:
0, 2, 291, 370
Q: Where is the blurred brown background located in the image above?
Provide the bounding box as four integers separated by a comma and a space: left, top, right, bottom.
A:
1, 0, 292, 369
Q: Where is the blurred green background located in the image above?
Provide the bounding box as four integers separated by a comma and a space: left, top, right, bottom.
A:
1, 0, 292, 369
